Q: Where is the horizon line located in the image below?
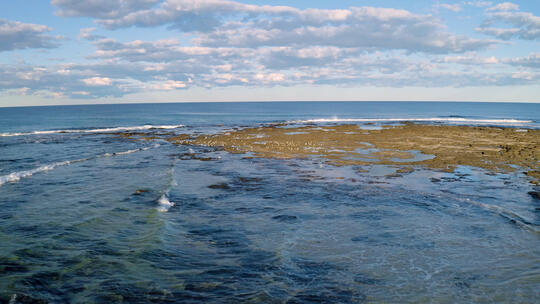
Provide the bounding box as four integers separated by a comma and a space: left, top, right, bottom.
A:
1, 100, 540, 108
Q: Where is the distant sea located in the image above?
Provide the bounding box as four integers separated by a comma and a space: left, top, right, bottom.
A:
1, 102, 539, 303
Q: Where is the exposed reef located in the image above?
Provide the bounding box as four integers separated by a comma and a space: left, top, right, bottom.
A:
114, 123, 539, 184
181, 124, 539, 184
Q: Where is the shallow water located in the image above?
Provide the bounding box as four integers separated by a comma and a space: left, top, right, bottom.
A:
0, 102, 539, 303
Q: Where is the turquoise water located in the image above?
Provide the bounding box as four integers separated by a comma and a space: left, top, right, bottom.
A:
0, 102, 539, 303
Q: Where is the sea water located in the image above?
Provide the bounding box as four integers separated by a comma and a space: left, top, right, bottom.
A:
0, 102, 539, 303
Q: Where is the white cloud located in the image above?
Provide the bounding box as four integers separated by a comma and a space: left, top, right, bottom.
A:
0, 64, 133, 98
465, 1, 492, 8
254, 73, 285, 83
94, 0, 299, 30
475, 27, 521, 39
436, 4, 463, 12
511, 71, 534, 80
486, 2, 519, 11
6, 87, 31, 96
436, 53, 499, 64
148, 80, 186, 90
503, 53, 540, 68
52, 0, 160, 18
477, 9, 540, 40
0, 0, 535, 100
72, 91, 91, 96
0, 50, 537, 100
193, 10, 497, 54
0, 19, 62, 52
77, 27, 104, 41
82, 77, 112, 86
52, 0, 498, 54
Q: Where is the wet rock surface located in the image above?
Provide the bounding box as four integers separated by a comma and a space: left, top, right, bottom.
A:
183, 124, 539, 184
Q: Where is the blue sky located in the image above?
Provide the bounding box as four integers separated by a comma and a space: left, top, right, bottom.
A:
0, 0, 539, 106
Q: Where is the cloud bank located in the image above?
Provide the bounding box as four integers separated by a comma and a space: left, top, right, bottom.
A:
477, 2, 540, 40
0, 19, 62, 52
0, 0, 538, 99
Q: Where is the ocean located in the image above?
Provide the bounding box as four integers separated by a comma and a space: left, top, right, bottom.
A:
0, 102, 539, 303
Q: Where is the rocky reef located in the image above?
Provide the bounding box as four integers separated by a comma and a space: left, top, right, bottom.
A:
116, 123, 539, 184
183, 124, 539, 184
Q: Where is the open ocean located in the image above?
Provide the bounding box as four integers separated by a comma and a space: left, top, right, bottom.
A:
0, 102, 539, 303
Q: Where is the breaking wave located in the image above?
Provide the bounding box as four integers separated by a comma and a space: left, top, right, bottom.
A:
0, 144, 160, 187
0, 160, 78, 186
0, 125, 184, 137
290, 117, 533, 125
103, 144, 159, 157
157, 164, 177, 213
157, 194, 175, 213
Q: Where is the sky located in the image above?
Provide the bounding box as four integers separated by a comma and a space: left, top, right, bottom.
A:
0, 0, 539, 106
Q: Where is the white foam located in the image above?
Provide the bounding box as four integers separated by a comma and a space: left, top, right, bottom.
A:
0, 124, 184, 137
0, 160, 76, 186
156, 164, 178, 212
114, 149, 141, 156
291, 118, 533, 124
103, 144, 159, 157
0, 144, 161, 187
104, 148, 143, 157
157, 194, 175, 212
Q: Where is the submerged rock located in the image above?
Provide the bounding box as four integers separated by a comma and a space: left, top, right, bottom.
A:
272, 214, 298, 222
525, 171, 540, 185
354, 274, 382, 285
238, 177, 263, 183
396, 167, 414, 174
528, 191, 540, 200
133, 189, 149, 195
208, 183, 230, 190
0, 257, 28, 273
195, 157, 220, 162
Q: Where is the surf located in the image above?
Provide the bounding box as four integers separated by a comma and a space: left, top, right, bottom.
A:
157, 163, 178, 213
0, 125, 184, 137
0, 160, 77, 186
290, 117, 533, 124
0, 144, 160, 187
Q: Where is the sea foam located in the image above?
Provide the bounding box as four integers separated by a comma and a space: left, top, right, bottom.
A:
0, 160, 76, 186
0, 144, 160, 187
157, 194, 175, 213
0, 125, 184, 137
291, 118, 533, 124
156, 164, 178, 213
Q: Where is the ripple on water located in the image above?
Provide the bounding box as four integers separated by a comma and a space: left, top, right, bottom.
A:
1, 136, 540, 303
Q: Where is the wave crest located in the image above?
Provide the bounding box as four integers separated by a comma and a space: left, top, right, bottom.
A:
0, 160, 75, 186
0, 144, 160, 187
290, 118, 533, 124
157, 194, 175, 213
0, 125, 184, 137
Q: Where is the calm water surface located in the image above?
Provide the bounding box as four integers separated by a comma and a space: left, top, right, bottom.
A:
0, 102, 539, 303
